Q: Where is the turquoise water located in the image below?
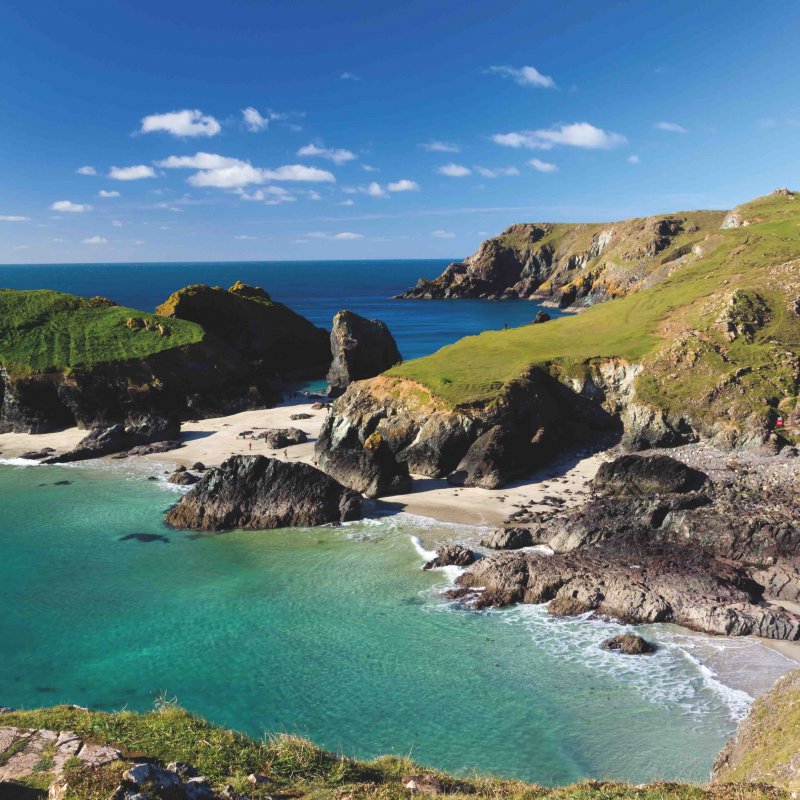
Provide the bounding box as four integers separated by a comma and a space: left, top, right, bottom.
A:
0, 260, 561, 362
0, 461, 794, 785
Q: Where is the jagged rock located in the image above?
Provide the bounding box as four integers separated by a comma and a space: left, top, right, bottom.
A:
20, 447, 55, 460
290, 412, 314, 420
592, 454, 708, 496
121, 439, 182, 457
532, 311, 551, 324
547, 596, 591, 617
423, 544, 476, 570
480, 527, 535, 550
403, 774, 444, 795
447, 425, 530, 489
717, 289, 771, 342
168, 469, 199, 485
326, 310, 401, 397
256, 427, 307, 448
165, 455, 362, 530
600, 633, 657, 655
192, 462, 206, 471
45, 414, 180, 463
315, 426, 412, 499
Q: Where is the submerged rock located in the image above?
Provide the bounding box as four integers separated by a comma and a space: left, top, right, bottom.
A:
165, 455, 362, 530
600, 633, 657, 655
423, 544, 476, 570
326, 310, 401, 397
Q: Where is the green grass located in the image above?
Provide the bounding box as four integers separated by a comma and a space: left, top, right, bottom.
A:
390, 194, 800, 431
0, 289, 205, 376
0, 705, 787, 800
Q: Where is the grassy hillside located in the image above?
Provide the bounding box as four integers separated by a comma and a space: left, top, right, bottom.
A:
0, 704, 786, 800
390, 191, 800, 433
0, 289, 204, 376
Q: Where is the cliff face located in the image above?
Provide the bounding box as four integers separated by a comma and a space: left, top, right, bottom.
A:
397, 211, 726, 308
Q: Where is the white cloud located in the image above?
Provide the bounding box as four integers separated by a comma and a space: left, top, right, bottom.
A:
437, 163, 471, 177
234, 186, 296, 203
242, 107, 268, 132
366, 181, 386, 197
98, 190, 120, 198
51, 200, 92, 213
82, 235, 108, 245
187, 163, 334, 188
339, 71, 360, 81
361, 164, 378, 172
340, 199, 355, 206
140, 109, 221, 137
431, 230, 456, 238
156, 152, 242, 170
528, 158, 558, 173
235, 235, 257, 240
76, 166, 97, 176
109, 165, 157, 181
420, 140, 460, 153
492, 122, 627, 150
53, 238, 68, 243
474, 166, 520, 178
112, 220, 123, 227
334, 231, 363, 240
627, 154, 641, 165
308, 190, 322, 201
654, 121, 688, 133
13, 244, 29, 250
0, 215, 30, 222
487, 65, 555, 89
387, 179, 420, 192
297, 143, 356, 165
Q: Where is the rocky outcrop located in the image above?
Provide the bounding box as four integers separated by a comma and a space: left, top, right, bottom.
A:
422, 544, 476, 570
480, 527, 535, 550
326, 310, 401, 396
44, 414, 180, 462
600, 634, 657, 655
396, 212, 724, 309
256, 427, 308, 448
713, 668, 800, 790
591, 454, 708, 496
165, 455, 362, 530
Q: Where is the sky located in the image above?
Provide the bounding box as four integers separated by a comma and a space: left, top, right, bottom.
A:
1, 0, 799, 264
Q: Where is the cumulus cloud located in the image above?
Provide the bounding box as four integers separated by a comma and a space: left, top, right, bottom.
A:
76, 166, 97, 175
387, 179, 420, 192
242, 107, 268, 132
420, 140, 460, 153
492, 123, 627, 150
187, 161, 334, 189
334, 231, 363, 240
366, 181, 386, 197
297, 143, 356, 165
140, 109, 221, 137
361, 164, 378, 172
528, 158, 558, 173
0, 215, 30, 222
156, 153, 243, 170
487, 65, 555, 89
109, 165, 157, 181
627, 154, 641, 164
474, 166, 520, 178
235, 235, 258, 240
51, 200, 92, 213
437, 163, 471, 177
431, 230, 456, 238
340, 199, 355, 206
98, 190, 120, 198
82, 235, 107, 244
654, 121, 688, 133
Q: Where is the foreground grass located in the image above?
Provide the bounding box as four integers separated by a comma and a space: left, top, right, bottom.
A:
390, 193, 800, 430
0, 705, 786, 800
0, 289, 204, 375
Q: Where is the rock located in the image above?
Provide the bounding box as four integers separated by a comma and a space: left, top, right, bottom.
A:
326, 310, 402, 396
447, 424, 530, 489
192, 462, 206, 471
165, 455, 362, 530
713, 667, 800, 789
592, 454, 708, 496
480, 527, 535, 550
20, 447, 56, 460
122, 439, 182, 457
600, 633, 657, 655
119, 533, 169, 543
290, 413, 313, 420
547, 596, 591, 617
256, 427, 308, 448
402, 774, 444, 795
423, 544, 476, 570
45, 414, 180, 463
124, 762, 181, 790
532, 311, 551, 324
316, 429, 412, 499
168, 470, 199, 485
247, 772, 269, 784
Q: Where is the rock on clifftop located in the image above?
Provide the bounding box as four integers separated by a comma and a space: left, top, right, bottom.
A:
165, 455, 362, 530
326, 310, 401, 396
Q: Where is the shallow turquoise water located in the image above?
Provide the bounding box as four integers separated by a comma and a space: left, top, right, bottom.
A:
0, 462, 793, 785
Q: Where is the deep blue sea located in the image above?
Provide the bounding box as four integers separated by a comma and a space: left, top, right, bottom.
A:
0, 260, 557, 361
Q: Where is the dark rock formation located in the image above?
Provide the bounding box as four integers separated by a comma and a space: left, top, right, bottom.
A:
592, 454, 708, 496
315, 426, 412, 499
423, 544, 476, 570
532, 311, 551, 324
447, 424, 531, 489
168, 469, 199, 485
480, 527, 535, 550
165, 455, 362, 530
600, 634, 657, 655
326, 310, 401, 397
45, 415, 180, 463
547, 596, 592, 617
256, 427, 308, 448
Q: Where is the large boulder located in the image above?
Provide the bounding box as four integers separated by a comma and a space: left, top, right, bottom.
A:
45, 414, 180, 463
446, 424, 530, 489
165, 455, 362, 530
480, 527, 536, 550
600, 633, 657, 655
591, 454, 708, 496
257, 427, 308, 448
326, 310, 401, 397
423, 544, 476, 570
713, 668, 800, 790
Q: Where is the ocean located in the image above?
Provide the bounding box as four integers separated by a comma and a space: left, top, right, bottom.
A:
0, 260, 794, 785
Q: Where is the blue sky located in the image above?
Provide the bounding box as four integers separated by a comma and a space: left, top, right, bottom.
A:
1, 0, 799, 263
